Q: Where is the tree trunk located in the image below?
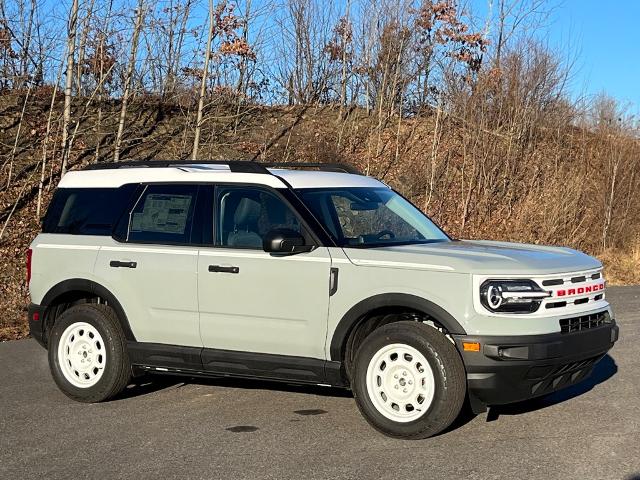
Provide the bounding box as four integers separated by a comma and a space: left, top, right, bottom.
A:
338, 0, 351, 121
166, 0, 192, 98
37, 54, 65, 217
191, 0, 215, 161
93, 0, 113, 163
60, 0, 79, 176
496, 0, 505, 66
113, 0, 145, 163
602, 157, 620, 250
234, 0, 251, 133
19, 0, 35, 86
76, 0, 95, 95
4, 83, 32, 188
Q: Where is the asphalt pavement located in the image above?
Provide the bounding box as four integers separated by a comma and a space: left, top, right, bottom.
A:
1, 286, 639, 480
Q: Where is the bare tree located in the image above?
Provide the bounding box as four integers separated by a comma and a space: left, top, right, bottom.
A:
19, 0, 35, 85
37, 54, 66, 217
76, 0, 96, 94
113, 0, 145, 163
3, 82, 32, 188
93, 0, 115, 163
278, 0, 335, 105
60, 0, 79, 176
494, 0, 550, 66
235, 0, 252, 98
192, 0, 216, 161
163, 0, 192, 99
325, 1, 352, 119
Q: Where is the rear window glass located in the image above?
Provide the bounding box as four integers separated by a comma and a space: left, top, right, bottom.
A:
42, 185, 138, 235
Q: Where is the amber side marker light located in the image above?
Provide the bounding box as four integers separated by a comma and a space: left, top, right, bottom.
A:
463, 342, 481, 352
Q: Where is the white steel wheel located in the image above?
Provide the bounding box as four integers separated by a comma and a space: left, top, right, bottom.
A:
365, 343, 436, 423
57, 322, 107, 389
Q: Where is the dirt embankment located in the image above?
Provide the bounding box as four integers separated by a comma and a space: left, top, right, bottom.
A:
1, 94, 638, 340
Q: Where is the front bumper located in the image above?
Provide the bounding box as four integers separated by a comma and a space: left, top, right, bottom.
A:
28, 302, 46, 347
453, 320, 619, 411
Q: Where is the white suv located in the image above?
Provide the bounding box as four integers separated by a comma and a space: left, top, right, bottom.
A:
27, 161, 618, 439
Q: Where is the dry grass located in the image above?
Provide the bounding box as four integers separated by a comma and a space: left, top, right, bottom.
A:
599, 242, 640, 286
0, 324, 29, 342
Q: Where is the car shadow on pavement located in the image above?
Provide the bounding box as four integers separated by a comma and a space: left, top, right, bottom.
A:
435, 397, 479, 436
112, 355, 618, 434
114, 375, 188, 399
487, 354, 618, 419
115, 373, 354, 401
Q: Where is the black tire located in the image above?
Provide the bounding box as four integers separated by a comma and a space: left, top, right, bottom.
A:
48, 304, 131, 402
352, 321, 466, 439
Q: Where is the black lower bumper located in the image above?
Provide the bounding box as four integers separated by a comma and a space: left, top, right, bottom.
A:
453, 321, 619, 411
28, 302, 46, 347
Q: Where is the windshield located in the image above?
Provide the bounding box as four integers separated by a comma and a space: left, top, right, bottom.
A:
297, 187, 450, 248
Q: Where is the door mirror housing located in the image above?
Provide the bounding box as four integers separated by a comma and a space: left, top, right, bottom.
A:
263, 228, 314, 254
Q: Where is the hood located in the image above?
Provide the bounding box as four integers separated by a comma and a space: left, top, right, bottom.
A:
342, 240, 601, 275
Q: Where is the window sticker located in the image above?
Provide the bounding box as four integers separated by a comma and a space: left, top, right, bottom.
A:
132, 194, 192, 234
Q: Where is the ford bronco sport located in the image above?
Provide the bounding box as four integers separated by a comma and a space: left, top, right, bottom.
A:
27, 161, 619, 439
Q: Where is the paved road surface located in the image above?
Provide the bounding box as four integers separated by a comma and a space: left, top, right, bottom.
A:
1, 287, 639, 480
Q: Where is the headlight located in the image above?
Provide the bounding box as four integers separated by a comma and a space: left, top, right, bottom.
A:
480, 280, 550, 314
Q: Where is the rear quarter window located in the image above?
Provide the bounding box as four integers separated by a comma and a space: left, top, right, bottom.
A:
42, 185, 139, 235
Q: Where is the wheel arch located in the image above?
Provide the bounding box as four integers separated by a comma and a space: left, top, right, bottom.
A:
329, 293, 466, 362
40, 278, 136, 345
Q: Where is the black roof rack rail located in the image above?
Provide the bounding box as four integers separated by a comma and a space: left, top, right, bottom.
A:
259, 162, 362, 175
83, 160, 270, 174
82, 160, 361, 175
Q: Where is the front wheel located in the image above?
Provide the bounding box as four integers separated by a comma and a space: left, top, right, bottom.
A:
48, 304, 131, 402
352, 321, 466, 439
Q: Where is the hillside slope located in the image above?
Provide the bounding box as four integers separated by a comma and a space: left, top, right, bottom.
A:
1, 93, 638, 340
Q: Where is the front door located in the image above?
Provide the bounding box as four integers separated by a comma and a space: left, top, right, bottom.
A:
197, 184, 332, 359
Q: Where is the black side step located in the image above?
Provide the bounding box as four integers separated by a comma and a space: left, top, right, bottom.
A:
127, 342, 348, 387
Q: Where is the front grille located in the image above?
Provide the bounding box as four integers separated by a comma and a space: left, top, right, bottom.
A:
542, 272, 601, 287
530, 356, 600, 395
559, 312, 609, 333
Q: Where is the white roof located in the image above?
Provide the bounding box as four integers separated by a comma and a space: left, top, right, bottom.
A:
58, 164, 387, 190
268, 168, 384, 189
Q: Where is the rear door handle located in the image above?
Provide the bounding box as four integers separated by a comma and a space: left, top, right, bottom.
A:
109, 260, 137, 269
208, 265, 239, 274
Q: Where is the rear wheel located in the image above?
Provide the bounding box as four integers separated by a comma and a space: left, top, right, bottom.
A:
48, 304, 131, 402
352, 321, 466, 439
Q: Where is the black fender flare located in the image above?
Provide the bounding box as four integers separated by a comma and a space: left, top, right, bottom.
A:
329, 293, 466, 361
40, 278, 136, 341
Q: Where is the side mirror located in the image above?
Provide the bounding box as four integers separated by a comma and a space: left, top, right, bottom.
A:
263, 228, 313, 254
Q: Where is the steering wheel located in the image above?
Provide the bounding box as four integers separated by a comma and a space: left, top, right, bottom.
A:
375, 230, 396, 240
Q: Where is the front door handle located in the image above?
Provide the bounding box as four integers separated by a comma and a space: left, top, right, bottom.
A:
109, 260, 137, 268
208, 265, 239, 274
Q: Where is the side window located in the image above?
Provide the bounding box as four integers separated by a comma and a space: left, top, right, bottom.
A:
42, 185, 138, 235
215, 186, 307, 249
127, 184, 198, 245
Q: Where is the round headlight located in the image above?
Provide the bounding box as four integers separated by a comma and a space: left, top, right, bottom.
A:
486, 284, 504, 310
480, 280, 549, 314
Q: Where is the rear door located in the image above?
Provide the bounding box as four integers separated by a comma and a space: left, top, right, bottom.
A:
94, 183, 201, 347
197, 184, 332, 359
